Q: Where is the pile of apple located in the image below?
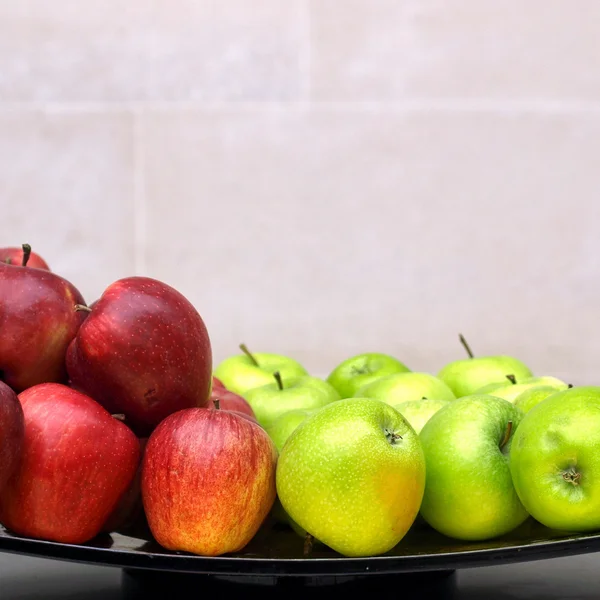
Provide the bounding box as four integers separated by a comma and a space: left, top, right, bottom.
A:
2, 244, 600, 560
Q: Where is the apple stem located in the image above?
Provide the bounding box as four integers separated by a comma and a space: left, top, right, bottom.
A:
213, 399, 221, 410
74, 304, 93, 313
459, 334, 474, 358
112, 414, 126, 421
506, 374, 517, 385
562, 467, 581, 486
4, 257, 11, 264
273, 371, 284, 390
500, 420, 513, 450
21, 243, 31, 267
303, 533, 314, 557
239, 343, 259, 367
568, 383, 574, 388
385, 428, 403, 445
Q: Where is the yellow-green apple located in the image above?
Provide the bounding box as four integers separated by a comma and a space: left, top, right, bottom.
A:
66, 276, 213, 437
0, 252, 87, 393
0, 381, 24, 494
326, 352, 410, 399
0, 243, 50, 270
437, 334, 533, 398
0, 383, 140, 544
475, 375, 568, 403
509, 386, 600, 532
418, 394, 528, 541
265, 407, 314, 530
513, 385, 563, 414
141, 406, 278, 556
356, 372, 456, 406
393, 398, 451, 434
214, 344, 308, 396
244, 372, 339, 429
276, 398, 425, 557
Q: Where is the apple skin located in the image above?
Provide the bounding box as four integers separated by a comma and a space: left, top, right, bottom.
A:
513, 385, 560, 414
0, 383, 140, 544
102, 438, 148, 535
355, 372, 456, 406
276, 398, 425, 557
209, 386, 256, 421
509, 386, 600, 532
418, 394, 528, 541
475, 376, 568, 403
0, 381, 25, 494
214, 351, 308, 397
208, 401, 259, 425
141, 407, 278, 556
437, 355, 533, 398
393, 398, 451, 434
0, 246, 50, 270
66, 276, 213, 437
212, 376, 226, 390
0, 260, 87, 393
244, 375, 340, 429
326, 352, 411, 399
266, 408, 314, 452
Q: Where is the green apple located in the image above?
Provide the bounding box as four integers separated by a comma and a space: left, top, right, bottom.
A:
244, 373, 340, 429
276, 398, 425, 557
355, 372, 456, 405
513, 385, 563, 414
510, 386, 600, 532
265, 408, 314, 452
475, 375, 568, 403
269, 495, 313, 541
326, 352, 410, 399
213, 343, 308, 396
437, 334, 533, 398
419, 394, 529, 541
393, 398, 451, 434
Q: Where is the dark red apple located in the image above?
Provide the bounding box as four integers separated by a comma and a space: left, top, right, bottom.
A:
0, 381, 25, 494
141, 407, 277, 556
102, 438, 148, 535
0, 383, 140, 544
0, 254, 87, 393
0, 243, 50, 271
66, 276, 213, 437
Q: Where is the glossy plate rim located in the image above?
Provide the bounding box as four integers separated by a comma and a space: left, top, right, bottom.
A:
2, 525, 600, 576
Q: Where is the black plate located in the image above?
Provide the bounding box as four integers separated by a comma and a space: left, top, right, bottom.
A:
1, 517, 600, 577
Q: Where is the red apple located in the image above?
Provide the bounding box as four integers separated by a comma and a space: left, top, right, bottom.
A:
0, 383, 140, 544
141, 407, 278, 556
210, 387, 256, 421
0, 243, 50, 271
212, 376, 226, 390
66, 276, 213, 437
0, 381, 25, 494
102, 437, 148, 535
0, 254, 87, 393
210, 402, 258, 424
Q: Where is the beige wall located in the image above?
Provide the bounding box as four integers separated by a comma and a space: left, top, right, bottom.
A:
2, 1, 599, 384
